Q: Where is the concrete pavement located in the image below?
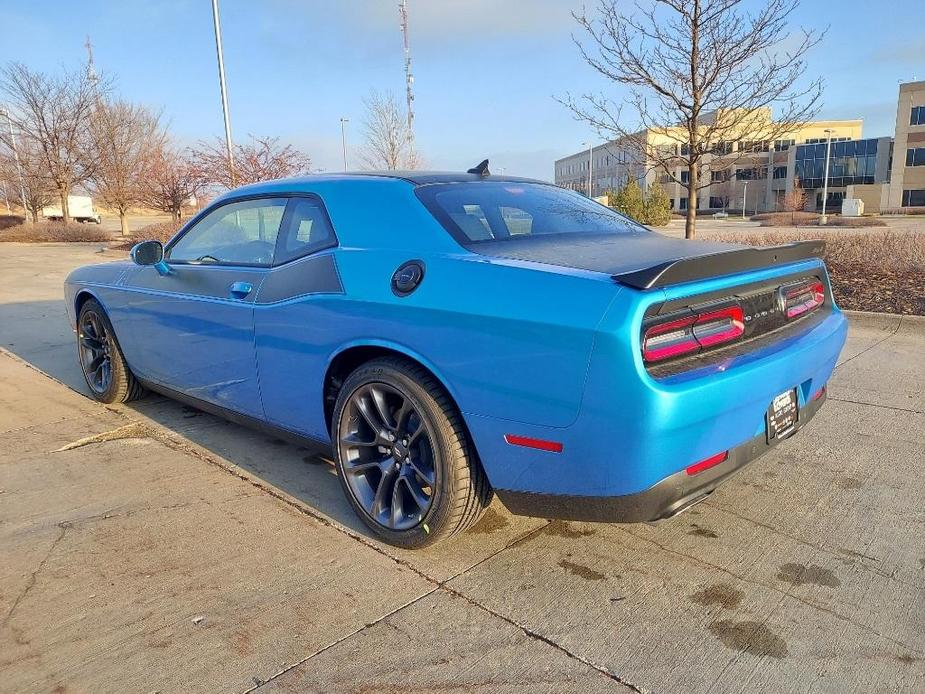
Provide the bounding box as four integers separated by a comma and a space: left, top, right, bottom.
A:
0, 243, 923, 693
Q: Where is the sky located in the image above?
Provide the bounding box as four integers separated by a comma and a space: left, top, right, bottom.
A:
1, 0, 922, 181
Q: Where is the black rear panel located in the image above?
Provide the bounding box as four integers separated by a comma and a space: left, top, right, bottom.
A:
643, 270, 831, 378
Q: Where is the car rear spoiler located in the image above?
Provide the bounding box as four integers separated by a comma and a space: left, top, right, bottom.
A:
611, 240, 826, 290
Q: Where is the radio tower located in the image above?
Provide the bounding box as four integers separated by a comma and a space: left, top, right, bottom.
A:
399, 0, 415, 162
85, 36, 99, 88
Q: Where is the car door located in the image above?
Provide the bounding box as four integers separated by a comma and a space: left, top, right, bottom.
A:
112, 196, 288, 419
253, 195, 343, 440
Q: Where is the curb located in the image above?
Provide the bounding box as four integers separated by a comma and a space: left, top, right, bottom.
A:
842, 310, 925, 325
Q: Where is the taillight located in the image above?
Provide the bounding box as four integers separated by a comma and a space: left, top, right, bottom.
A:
692, 306, 745, 348
643, 305, 745, 363
783, 280, 825, 319
641, 315, 698, 362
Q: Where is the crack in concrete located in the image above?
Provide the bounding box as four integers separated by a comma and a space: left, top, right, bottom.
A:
835, 316, 903, 370
827, 396, 924, 416
1, 522, 70, 629
240, 588, 442, 693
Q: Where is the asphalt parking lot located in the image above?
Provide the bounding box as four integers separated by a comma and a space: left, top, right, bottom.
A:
1, 243, 923, 693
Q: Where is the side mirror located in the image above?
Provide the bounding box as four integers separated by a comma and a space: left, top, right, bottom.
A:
130, 240, 164, 266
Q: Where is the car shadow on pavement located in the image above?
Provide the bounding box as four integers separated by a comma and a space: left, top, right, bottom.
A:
0, 299, 379, 541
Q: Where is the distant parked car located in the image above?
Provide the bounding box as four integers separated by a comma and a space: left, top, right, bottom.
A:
63, 165, 847, 547
43, 195, 101, 224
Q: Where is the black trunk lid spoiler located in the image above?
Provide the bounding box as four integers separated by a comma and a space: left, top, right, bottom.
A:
612, 240, 826, 290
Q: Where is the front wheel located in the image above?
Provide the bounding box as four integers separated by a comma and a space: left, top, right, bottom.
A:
77, 299, 145, 404
332, 357, 492, 548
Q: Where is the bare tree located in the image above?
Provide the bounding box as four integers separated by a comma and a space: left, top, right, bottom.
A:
0, 142, 54, 224
90, 100, 165, 235
142, 145, 204, 222
191, 135, 311, 189
360, 90, 420, 170
1, 62, 106, 224
563, 0, 823, 238
780, 177, 807, 223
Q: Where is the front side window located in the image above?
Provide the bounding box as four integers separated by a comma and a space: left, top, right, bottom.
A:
416, 182, 641, 244
169, 198, 288, 265
906, 148, 925, 167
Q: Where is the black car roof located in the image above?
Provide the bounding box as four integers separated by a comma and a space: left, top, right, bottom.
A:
346, 171, 549, 185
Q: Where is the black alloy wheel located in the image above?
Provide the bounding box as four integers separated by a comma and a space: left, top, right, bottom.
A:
338, 382, 436, 531
78, 308, 114, 395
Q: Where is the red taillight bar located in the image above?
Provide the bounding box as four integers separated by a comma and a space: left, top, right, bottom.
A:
643, 305, 745, 363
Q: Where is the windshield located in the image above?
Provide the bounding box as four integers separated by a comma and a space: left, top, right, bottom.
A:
416, 181, 644, 244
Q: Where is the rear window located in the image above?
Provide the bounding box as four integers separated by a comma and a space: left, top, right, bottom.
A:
416, 181, 641, 244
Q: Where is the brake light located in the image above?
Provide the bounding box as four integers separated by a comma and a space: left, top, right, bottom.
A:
643, 305, 745, 362
783, 280, 825, 319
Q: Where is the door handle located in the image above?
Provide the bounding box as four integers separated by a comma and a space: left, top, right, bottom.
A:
229, 281, 253, 299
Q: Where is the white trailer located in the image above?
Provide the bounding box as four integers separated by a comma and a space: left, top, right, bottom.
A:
42, 195, 101, 224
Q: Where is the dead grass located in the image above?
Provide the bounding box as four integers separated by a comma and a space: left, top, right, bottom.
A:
701, 228, 925, 315
0, 222, 112, 243
751, 212, 886, 227
111, 220, 183, 250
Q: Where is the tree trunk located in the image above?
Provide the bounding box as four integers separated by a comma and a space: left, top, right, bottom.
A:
173, 207, 181, 222
31, 208, 39, 224
119, 211, 129, 236
685, 162, 698, 239
59, 189, 71, 225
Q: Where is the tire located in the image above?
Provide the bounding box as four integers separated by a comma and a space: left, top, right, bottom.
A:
77, 299, 145, 404
332, 357, 492, 548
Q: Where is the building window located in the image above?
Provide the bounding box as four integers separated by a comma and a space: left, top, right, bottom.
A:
680, 170, 690, 184
773, 166, 788, 179
793, 138, 879, 188
709, 196, 728, 209
679, 197, 688, 210
711, 169, 730, 183
774, 139, 795, 151
680, 143, 690, 156
902, 189, 925, 206
910, 106, 925, 126
736, 167, 767, 180
905, 148, 925, 167
711, 141, 732, 155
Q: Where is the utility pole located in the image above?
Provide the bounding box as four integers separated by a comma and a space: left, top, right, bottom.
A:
3, 108, 28, 222
340, 118, 349, 172
398, 0, 415, 161
820, 128, 834, 225
742, 179, 748, 219
211, 0, 236, 186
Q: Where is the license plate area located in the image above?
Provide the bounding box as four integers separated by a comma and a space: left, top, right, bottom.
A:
767, 388, 799, 442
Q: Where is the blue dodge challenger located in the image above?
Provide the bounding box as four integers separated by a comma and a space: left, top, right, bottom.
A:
64, 165, 847, 547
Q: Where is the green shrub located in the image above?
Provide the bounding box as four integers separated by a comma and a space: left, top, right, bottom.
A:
611, 178, 645, 222
643, 184, 672, 226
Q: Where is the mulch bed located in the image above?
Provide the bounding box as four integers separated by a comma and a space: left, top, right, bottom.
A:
827, 264, 925, 316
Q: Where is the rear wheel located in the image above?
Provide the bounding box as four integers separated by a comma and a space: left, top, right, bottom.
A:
77, 299, 144, 404
333, 357, 492, 548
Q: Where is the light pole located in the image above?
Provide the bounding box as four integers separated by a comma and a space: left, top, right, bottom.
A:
211, 0, 235, 186
339, 118, 349, 172
820, 128, 835, 225
2, 108, 28, 222
582, 142, 593, 197
742, 179, 748, 219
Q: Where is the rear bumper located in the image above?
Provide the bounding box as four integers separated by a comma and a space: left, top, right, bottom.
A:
496, 388, 826, 523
